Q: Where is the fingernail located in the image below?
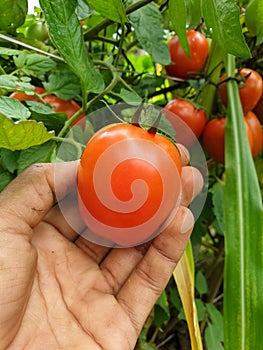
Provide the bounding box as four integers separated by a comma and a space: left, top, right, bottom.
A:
181, 209, 194, 234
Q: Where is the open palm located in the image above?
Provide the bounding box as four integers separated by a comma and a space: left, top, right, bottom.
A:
0, 160, 202, 350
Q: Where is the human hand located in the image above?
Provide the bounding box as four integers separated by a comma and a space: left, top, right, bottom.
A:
0, 153, 203, 350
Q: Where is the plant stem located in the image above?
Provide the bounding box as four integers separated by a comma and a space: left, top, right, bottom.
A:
195, 40, 224, 117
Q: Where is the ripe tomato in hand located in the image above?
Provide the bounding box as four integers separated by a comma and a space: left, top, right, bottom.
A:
77, 123, 182, 247
10, 87, 85, 127
219, 68, 263, 115
245, 111, 263, 157
202, 117, 254, 164
163, 98, 206, 147
165, 30, 209, 79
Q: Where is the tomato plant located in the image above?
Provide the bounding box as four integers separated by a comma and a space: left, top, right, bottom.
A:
0, 0, 262, 349
163, 98, 206, 146
244, 111, 263, 157
219, 68, 263, 114
165, 30, 209, 79
10, 87, 85, 126
77, 122, 182, 246
202, 117, 254, 164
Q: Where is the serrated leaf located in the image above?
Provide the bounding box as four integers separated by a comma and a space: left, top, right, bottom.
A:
0, 47, 22, 56
17, 141, 53, 174
23, 53, 56, 78
26, 101, 67, 134
169, 0, 190, 57
85, 0, 128, 23
0, 75, 34, 92
40, 0, 104, 94
126, 0, 170, 64
201, 0, 251, 58
43, 72, 81, 100
0, 114, 54, 151
0, 96, 31, 120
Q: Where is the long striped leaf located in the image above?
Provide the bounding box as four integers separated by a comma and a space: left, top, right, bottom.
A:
224, 54, 263, 350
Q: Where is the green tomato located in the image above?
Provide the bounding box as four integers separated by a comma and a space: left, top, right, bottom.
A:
25, 21, 49, 41
0, 0, 27, 32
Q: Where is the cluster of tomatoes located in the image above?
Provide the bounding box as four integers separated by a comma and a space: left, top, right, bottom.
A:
164, 30, 263, 164
10, 87, 85, 128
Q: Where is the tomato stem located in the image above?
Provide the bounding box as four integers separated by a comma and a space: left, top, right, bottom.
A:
147, 110, 162, 134
131, 99, 145, 126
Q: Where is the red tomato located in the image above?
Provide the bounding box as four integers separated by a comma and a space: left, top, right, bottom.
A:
10, 87, 85, 127
253, 94, 263, 124
163, 98, 206, 147
165, 30, 209, 79
202, 117, 254, 164
77, 123, 182, 247
245, 111, 263, 157
219, 68, 263, 115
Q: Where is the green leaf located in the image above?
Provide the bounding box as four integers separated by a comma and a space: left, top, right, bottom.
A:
115, 88, 141, 103
0, 148, 18, 173
195, 298, 206, 321
0, 114, 54, 151
256, 0, 263, 44
22, 53, 56, 78
169, 0, 190, 57
211, 181, 225, 234
0, 75, 34, 92
43, 72, 81, 100
17, 141, 53, 174
39, 0, 104, 94
76, 0, 94, 20
0, 47, 22, 56
206, 303, 224, 342
201, 0, 251, 58
0, 97, 31, 120
0, 169, 14, 192
26, 101, 67, 134
205, 322, 224, 350
126, 0, 170, 64
185, 0, 202, 29
154, 291, 170, 328
224, 54, 263, 350
195, 270, 208, 295
85, 0, 128, 23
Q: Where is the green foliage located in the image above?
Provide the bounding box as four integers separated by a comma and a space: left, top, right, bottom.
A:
126, 0, 170, 64
0, 114, 54, 151
39, 0, 104, 94
0, 0, 262, 349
